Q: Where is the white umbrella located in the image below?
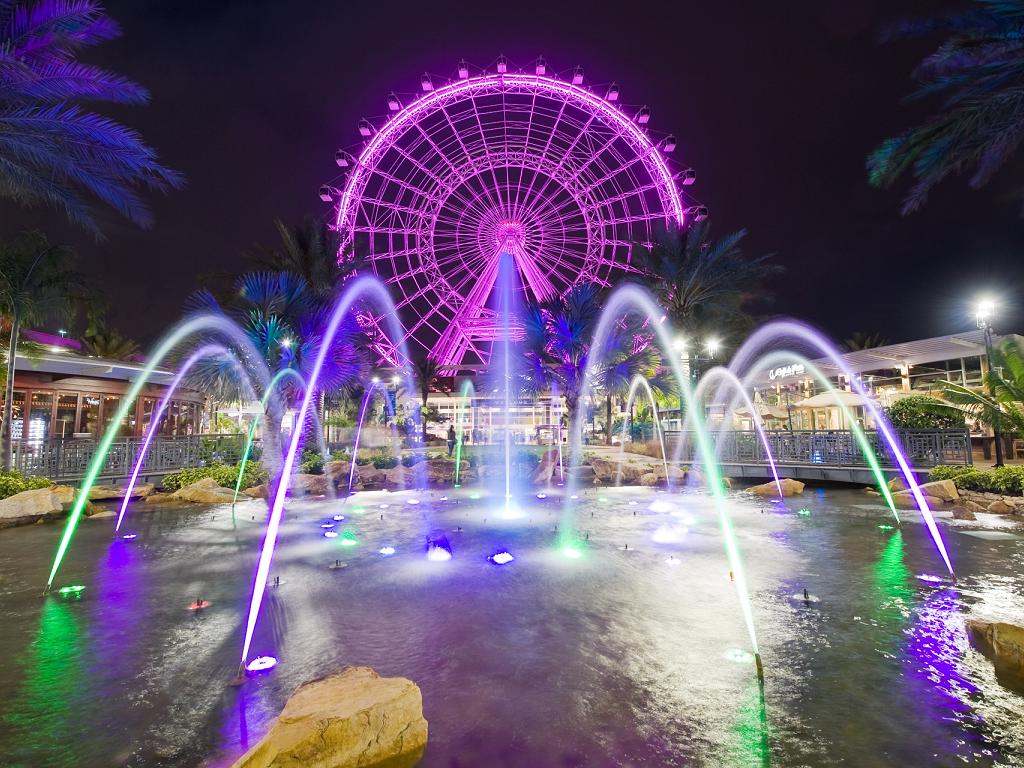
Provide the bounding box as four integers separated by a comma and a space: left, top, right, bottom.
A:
793, 390, 872, 409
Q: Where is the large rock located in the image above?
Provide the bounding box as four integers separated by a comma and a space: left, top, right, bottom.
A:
988, 500, 1014, 514
426, 458, 468, 485
951, 505, 977, 521
88, 483, 154, 501
887, 476, 908, 493
0, 487, 65, 527
640, 472, 660, 486
891, 489, 944, 509
171, 477, 237, 504
231, 667, 427, 768
287, 473, 331, 496
747, 478, 804, 497
919, 479, 959, 502
967, 619, 1024, 674
531, 449, 560, 485
244, 484, 269, 499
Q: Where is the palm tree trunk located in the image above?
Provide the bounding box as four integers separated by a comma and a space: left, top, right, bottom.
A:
2, 313, 20, 472
421, 390, 428, 444
604, 395, 612, 446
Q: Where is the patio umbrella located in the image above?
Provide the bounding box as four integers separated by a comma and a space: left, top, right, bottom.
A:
793, 390, 872, 409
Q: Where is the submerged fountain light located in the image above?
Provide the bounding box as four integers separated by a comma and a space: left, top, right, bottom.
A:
879, 524, 895, 531
56, 584, 86, 598
724, 649, 756, 664
917, 574, 945, 584
407, 498, 419, 505
332, 514, 345, 521
324, 531, 339, 538
320, 522, 336, 528
378, 546, 396, 556
340, 531, 358, 547
245, 655, 278, 673
797, 508, 811, 516
652, 525, 688, 544
665, 555, 681, 567
649, 500, 674, 514
536, 493, 548, 499
121, 533, 137, 540
427, 545, 452, 562
561, 545, 583, 559
489, 550, 515, 565
440, 495, 449, 501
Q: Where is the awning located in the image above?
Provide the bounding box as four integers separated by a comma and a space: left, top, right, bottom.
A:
735, 405, 791, 419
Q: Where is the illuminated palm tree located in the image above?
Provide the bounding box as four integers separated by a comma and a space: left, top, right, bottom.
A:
412, 357, 441, 443
0, 231, 87, 469
0, 0, 182, 234
843, 331, 889, 352
81, 325, 140, 360
932, 339, 1024, 436
869, 1, 1024, 214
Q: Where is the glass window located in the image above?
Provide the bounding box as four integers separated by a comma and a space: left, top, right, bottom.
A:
141, 397, 158, 434
28, 392, 53, 443
5, 390, 26, 440
55, 394, 78, 439
102, 395, 127, 436
79, 395, 99, 436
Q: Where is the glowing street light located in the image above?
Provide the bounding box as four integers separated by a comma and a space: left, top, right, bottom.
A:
706, 338, 721, 357
975, 296, 1004, 466
280, 337, 293, 349
673, 336, 688, 353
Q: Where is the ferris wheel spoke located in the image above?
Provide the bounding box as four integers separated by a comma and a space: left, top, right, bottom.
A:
436, 98, 506, 214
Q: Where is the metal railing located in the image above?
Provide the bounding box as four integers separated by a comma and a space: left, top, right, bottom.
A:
663, 428, 972, 469
10, 434, 259, 483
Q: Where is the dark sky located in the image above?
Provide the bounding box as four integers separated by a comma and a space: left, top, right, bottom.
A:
6, 0, 1024, 347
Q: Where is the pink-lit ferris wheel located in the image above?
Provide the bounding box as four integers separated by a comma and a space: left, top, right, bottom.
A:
329, 58, 701, 369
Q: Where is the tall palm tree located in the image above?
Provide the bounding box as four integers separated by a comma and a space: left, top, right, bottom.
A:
0, 231, 87, 469
869, 1, 1024, 214
412, 357, 441, 443
248, 216, 367, 301
0, 0, 183, 234
631, 220, 780, 344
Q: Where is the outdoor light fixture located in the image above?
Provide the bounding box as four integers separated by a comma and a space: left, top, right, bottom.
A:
489, 550, 515, 565
324, 531, 339, 538
678, 168, 696, 185
457, 59, 469, 79
379, 546, 396, 556
371, 375, 380, 383
358, 118, 374, 137
391, 375, 400, 384
976, 297, 996, 327
420, 73, 433, 91
606, 82, 620, 101
635, 106, 651, 124
706, 338, 720, 357
496, 54, 508, 73
246, 656, 278, 673
535, 56, 546, 75
673, 336, 688, 352
280, 337, 293, 348
572, 65, 584, 84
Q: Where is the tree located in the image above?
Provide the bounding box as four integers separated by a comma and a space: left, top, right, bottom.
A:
868, 1, 1024, 214
631, 220, 780, 345
412, 357, 441, 443
930, 339, 1024, 436
0, 0, 183, 234
247, 216, 367, 301
884, 394, 964, 429
0, 231, 87, 469
81, 325, 140, 360
843, 331, 890, 352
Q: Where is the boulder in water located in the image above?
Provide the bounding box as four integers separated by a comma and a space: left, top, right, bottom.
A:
171, 477, 236, 504
748, 478, 804, 497
0, 487, 65, 528
967, 619, 1024, 675
230, 666, 427, 768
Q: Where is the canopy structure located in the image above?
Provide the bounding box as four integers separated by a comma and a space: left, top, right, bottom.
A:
794, 391, 872, 409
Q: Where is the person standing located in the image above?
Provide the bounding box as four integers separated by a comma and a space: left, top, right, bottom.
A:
447, 424, 457, 457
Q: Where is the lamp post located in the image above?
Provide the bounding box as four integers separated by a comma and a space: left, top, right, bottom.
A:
976, 298, 1004, 467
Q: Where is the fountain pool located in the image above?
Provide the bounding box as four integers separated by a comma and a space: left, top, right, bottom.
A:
1, 487, 1022, 767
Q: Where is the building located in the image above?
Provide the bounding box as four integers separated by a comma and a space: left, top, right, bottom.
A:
2, 330, 206, 444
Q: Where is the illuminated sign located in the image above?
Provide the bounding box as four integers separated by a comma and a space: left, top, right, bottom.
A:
768, 363, 806, 382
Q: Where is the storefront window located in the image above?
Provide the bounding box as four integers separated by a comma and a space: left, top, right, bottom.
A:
27, 392, 53, 443
5, 391, 26, 440
102, 395, 127, 436
55, 394, 78, 439
79, 395, 99, 436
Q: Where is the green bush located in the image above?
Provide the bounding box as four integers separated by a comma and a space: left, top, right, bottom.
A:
161, 462, 267, 492
884, 395, 963, 430
298, 448, 325, 475
0, 471, 52, 500
371, 455, 399, 469
355, 456, 371, 466
401, 453, 426, 468
929, 464, 1024, 495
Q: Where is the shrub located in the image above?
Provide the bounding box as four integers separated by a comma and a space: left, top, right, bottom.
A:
0, 471, 52, 500
161, 462, 267, 492
355, 456, 371, 466
929, 464, 1024, 495
371, 455, 399, 469
884, 395, 964, 430
298, 448, 325, 475
401, 453, 426, 468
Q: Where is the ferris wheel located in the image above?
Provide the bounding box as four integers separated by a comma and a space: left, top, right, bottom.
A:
326, 57, 703, 369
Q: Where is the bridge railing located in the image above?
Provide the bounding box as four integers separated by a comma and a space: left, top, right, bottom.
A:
10, 434, 259, 483
662, 428, 972, 469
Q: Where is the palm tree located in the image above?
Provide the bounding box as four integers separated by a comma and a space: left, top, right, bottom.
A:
248, 216, 368, 299
843, 331, 890, 352
81, 325, 140, 360
631, 220, 780, 344
412, 357, 441, 443
0, 231, 87, 469
868, 1, 1024, 214
0, 0, 183, 235
931, 338, 1024, 437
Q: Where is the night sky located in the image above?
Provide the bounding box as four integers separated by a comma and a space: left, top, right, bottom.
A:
5, 0, 1024, 348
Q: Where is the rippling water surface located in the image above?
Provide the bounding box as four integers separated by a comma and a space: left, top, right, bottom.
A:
1, 485, 1023, 767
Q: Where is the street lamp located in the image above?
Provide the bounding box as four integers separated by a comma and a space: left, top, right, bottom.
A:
976, 297, 1004, 467
705, 338, 720, 358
